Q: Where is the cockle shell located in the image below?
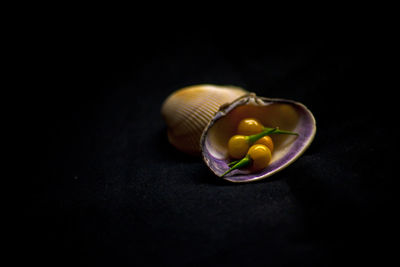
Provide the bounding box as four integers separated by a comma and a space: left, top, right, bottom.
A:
161, 84, 247, 154
200, 93, 316, 182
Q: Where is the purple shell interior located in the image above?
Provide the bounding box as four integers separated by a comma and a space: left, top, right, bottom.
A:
201, 95, 316, 183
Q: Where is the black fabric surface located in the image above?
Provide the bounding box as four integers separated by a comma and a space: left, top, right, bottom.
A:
25, 26, 396, 266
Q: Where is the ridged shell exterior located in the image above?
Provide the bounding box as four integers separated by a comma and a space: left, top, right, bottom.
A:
161, 84, 247, 154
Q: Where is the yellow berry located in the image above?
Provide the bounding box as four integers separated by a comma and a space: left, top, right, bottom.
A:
228, 135, 249, 159
248, 144, 272, 172
237, 118, 264, 136
254, 136, 274, 153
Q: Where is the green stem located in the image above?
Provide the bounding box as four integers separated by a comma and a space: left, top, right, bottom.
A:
221, 155, 252, 178
228, 159, 240, 167
246, 128, 277, 144
263, 127, 298, 136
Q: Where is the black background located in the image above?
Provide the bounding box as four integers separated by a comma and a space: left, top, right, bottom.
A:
23, 21, 397, 266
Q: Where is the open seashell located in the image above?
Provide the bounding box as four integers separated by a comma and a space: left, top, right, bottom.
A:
200, 93, 316, 183
161, 84, 247, 154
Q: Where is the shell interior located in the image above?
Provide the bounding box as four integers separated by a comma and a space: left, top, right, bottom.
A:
201, 94, 316, 183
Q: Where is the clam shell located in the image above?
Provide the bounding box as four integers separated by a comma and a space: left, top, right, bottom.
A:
200, 93, 316, 182
161, 84, 247, 154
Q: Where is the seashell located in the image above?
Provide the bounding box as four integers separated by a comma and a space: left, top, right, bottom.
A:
200, 93, 316, 182
161, 84, 247, 154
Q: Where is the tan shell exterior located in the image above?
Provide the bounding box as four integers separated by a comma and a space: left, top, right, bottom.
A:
161, 84, 247, 154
